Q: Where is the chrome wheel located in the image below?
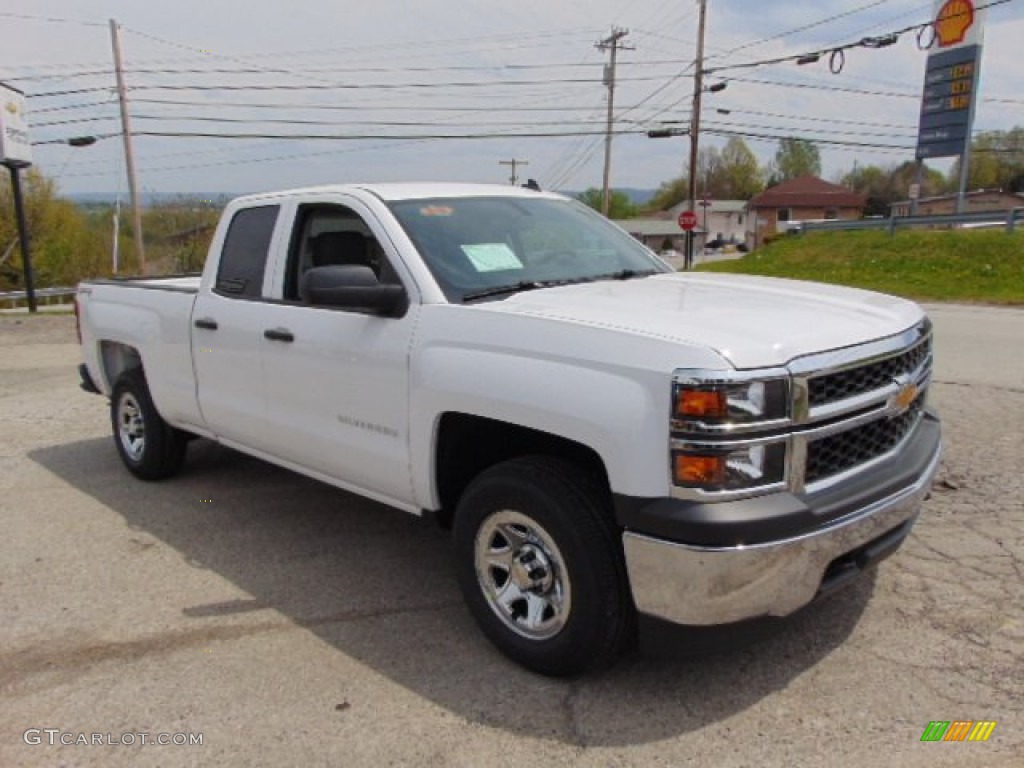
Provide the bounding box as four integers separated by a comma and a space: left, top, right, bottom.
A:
474, 510, 572, 641
116, 391, 145, 463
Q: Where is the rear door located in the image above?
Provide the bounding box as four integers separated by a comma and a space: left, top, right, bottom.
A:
192, 203, 283, 449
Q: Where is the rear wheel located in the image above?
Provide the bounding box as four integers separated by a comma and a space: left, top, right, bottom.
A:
110, 368, 188, 481
454, 456, 634, 676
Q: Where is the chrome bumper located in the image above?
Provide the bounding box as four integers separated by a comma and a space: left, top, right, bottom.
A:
623, 442, 941, 626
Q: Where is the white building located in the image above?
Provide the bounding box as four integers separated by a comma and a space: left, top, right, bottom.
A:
667, 200, 748, 245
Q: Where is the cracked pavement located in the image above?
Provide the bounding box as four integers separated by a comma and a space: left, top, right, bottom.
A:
1, 305, 1021, 767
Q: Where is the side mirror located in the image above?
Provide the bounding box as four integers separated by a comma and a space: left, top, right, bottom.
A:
300, 265, 406, 316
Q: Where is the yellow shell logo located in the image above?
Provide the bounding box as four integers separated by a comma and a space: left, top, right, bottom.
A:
935, 0, 975, 47
4, 101, 18, 115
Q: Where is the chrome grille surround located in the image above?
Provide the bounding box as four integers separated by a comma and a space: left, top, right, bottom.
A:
671, 318, 933, 500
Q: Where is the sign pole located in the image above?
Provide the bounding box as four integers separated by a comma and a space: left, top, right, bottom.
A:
910, 160, 924, 216
677, 209, 698, 270
955, 46, 984, 213
8, 165, 36, 312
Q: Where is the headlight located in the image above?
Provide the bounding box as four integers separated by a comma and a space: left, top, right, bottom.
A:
673, 442, 787, 492
673, 376, 789, 427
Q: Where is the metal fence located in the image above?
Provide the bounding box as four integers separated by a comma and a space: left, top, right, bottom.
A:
795, 207, 1024, 235
0, 286, 77, 309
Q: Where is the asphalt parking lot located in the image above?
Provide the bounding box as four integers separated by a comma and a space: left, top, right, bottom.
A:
1, 305, 1021, 767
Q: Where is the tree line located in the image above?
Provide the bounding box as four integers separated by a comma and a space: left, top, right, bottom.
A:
578, 126, 1024, 217
2, 126, 1021, 290
0, 169, 222, 291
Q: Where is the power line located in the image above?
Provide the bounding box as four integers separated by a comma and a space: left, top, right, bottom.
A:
0, 11, 105, 28
129, 97, 646, 112
33, 113, 641, 130
704, 127, 912, 151
26, 72, 672, 99
703, 119, 914, 142
126, 128, 652, 141
726, 75, 918, 99
5, 59, 697, 82
706, 107, 919, 131
706, 0, 891, 64
704, 0, 1016, 76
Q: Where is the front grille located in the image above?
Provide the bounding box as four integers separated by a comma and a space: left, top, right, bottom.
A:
808, 337, 931, 407
805, 397, 924, 484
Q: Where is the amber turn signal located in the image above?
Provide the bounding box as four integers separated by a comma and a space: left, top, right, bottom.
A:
676, 389, 726, 418
674, 454, 726, 486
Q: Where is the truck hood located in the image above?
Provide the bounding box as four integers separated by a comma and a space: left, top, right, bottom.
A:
477, 272, 924, 370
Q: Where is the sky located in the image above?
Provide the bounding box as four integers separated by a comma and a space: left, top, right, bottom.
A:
1, 0, 1022, 198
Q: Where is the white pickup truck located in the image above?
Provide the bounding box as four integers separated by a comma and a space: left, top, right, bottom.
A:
77, 183, 941, 675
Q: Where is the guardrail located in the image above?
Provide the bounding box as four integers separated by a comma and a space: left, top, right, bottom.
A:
0, 286, 77, 309
795, 207, 1024, 235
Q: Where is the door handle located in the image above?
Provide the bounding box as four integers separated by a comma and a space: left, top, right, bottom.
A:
263, 327, 295, 343
194, 317, 218, 331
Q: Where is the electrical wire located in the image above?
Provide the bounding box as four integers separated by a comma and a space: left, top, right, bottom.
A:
0, 11, 105, 28
26, 72, 671, 99
128, 128, 652, 141
706, 0, 892, 63
5, 59, 698, 82
704, 0, 1015, 76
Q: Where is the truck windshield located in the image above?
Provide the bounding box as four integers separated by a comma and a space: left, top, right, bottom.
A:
387, 196, 671, 303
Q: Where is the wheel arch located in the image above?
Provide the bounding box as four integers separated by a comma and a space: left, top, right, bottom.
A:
432, 412, 610, 528
99, 340, 143, 390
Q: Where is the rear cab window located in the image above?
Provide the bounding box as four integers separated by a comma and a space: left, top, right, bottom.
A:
215, 205, 280, 298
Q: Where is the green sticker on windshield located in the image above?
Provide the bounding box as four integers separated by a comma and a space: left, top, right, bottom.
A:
461, 243, 523, 272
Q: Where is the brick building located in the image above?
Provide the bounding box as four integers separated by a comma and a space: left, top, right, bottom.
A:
747, 176, 865, 248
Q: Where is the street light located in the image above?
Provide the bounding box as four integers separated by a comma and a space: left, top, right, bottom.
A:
646, 127, 689, 139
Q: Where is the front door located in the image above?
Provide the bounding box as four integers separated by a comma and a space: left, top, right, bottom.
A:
257, 197, 419, 506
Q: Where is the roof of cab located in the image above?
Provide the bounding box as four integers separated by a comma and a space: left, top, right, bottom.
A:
231, 182, 564, 205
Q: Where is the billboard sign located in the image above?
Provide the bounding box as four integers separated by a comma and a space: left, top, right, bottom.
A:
0, 82, 32, 168
915, 0, 985, 160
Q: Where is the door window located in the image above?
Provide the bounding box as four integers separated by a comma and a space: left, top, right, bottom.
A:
215, 205, 280, 298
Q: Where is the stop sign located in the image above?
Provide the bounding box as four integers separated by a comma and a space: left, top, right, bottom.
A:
678, 210, 698, 231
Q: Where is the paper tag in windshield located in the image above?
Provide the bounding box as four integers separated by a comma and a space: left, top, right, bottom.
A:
461, 243, 523, 272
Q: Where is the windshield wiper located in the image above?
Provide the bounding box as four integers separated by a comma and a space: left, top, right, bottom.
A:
592, 268, 660, 281
463, 280, 547, 302
462, 270, 659, 302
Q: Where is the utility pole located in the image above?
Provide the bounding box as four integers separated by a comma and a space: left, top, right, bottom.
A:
110, 19, 145, 273
596, 27, 632, 217
499, 158, 529, 186
686, 0, 708, 269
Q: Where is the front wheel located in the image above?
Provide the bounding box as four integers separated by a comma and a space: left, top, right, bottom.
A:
110, 368, 188, 481
453, 456, 634, 676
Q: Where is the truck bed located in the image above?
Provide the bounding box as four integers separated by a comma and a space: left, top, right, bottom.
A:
85, 274, 201, 293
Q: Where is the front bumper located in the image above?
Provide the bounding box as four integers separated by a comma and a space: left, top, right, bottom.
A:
621, 414, 941, 626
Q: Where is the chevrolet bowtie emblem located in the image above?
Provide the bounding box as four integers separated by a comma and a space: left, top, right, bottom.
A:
890, 379, 919, 415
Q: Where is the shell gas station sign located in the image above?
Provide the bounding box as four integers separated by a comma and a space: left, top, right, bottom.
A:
915, 0, 985, 160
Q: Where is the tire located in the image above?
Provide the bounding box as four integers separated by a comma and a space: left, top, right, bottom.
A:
110, 368, 188, 481
453, 456, 634, 676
